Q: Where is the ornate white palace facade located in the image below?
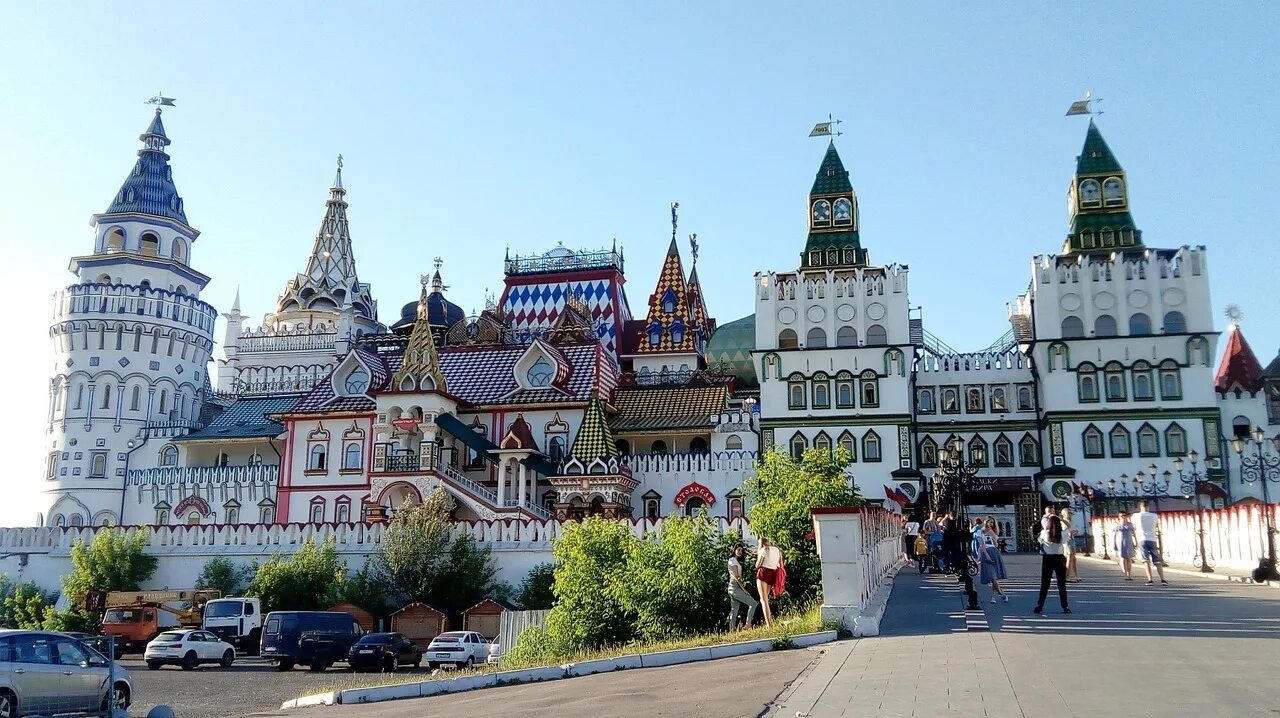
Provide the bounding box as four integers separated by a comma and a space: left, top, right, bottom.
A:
29, 109, 1280, 564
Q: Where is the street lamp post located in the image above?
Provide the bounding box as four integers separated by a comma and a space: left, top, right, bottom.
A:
1231, 427, 1280, 583
1070, 484, 1100, 556
1174, 451, 1214, 573
934, 438, 983, 611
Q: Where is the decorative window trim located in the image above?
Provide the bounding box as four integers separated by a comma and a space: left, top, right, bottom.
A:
940, 386, 960, 414
789, 432, 807, 460
917, 388, 936, 414
992, 434, 1014, 467
920, 436, 938, 467
1082, 424, 1105, 459
1164, 423, 1188, 457
1137, 423, 1160, 457
838, 431, 857, 462
862, 430, 882, 462
969, 436, 989, 467
1109, 424, 1133, 458
964, 386, 985, 414
787, 373, 806, 410
812, 372, 831, 408
1018, 434, 1039, 467
1077, 363, 1099, 403
1105, 362, 1127, 402
859, 370, 880, 408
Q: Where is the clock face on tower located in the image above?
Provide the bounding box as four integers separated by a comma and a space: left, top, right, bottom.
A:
1080, 179, 1101, 203
812, 200, 831, 223
833, 198, 852, 222
1103, 177, 1124, 202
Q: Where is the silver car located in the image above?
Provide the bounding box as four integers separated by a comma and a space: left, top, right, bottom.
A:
0, 629, 132, 717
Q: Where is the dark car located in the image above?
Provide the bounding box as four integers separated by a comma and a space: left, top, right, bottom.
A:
347, 632, 422, 672
62, 632, 118, 660
260, 611, 363, 672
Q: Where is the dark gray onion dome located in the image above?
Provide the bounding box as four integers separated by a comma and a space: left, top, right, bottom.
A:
391, 291, 465, 333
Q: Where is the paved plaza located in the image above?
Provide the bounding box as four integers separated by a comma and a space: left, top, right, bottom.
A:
774, 553, 1280, 717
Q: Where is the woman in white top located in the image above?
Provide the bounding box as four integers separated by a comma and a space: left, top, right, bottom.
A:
1035, 516, 1071, 614
756, 537, 784, 628
1060, 507, 1081, 582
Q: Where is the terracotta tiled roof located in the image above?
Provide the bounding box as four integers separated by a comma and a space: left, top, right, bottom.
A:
611, 384, 728, 431
1214, 324, 1264, 394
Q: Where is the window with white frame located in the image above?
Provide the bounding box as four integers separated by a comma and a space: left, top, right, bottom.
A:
863, 431, 881, 462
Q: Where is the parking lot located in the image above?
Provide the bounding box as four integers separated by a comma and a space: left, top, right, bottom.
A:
122, 655, 440, 718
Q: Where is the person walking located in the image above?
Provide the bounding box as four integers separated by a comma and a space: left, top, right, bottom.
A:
902, 515, 921, 562
1112, 510, 1137, 580
755, 537, 785, 627
1034, 515, 1071, 614
978, 517, 1009, 604
1061, 508, 1081, 582
1132, 500, 1169, 586
727, 545, 758, 629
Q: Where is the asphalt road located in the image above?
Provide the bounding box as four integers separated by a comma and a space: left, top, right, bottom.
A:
252, 649, 816, 718
122, 656, 444, 718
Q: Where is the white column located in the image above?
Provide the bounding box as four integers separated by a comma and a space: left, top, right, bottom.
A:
517, 462, 528, 508
496, 461, 507, 507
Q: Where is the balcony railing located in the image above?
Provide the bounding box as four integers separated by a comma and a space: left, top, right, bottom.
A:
53, 283, 217, 333
128, 464, 280, 486
382, 454, 421, 473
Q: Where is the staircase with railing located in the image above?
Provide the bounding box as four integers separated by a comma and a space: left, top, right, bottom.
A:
372, 444, 553, 520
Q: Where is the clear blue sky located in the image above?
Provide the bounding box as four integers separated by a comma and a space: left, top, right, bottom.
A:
1, 3, 1277, 524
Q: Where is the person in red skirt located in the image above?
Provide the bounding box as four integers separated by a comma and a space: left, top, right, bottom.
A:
755, 537, 786, 627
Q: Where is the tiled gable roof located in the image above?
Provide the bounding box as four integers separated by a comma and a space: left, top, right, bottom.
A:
1214, 324, 1264, 394
176, 394, 300, 441
611, 384, 728, 431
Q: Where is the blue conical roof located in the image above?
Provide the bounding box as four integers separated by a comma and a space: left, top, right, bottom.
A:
103, 109, 188, 224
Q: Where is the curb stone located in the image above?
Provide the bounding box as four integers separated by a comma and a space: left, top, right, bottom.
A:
1078, 554, 1280, 588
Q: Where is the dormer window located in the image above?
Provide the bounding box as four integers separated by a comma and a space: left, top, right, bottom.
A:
345, 369, 369, 395
670, 318, 686, 345
647, 320, 662, 347
527, 357, 553, 387
661, 288, 677, 314
1103, 177, 1124, 206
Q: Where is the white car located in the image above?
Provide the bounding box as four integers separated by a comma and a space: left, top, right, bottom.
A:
425, 631, 489, 669
144, 629, 236, 670
487, 635, 501, 664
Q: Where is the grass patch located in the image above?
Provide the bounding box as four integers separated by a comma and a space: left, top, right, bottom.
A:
299, 605, 830, 699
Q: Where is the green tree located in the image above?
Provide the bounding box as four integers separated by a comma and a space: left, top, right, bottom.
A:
370, 489, 500, 613
195, 557, 252, 597
614, 513, 730, 639
543, 516, 636, 650
744, 447, 862, 600
61, 529, 159, 607
515, 563, 556, 610
245, 538, 345, 613
339, 564, 387, 615
4, 584, 52, 629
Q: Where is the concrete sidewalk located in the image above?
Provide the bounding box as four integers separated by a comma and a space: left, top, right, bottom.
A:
772, 554, 1280, 717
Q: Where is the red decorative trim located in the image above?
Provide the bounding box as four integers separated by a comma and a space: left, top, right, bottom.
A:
673, 481, 716, 507
174, 495, 211, 517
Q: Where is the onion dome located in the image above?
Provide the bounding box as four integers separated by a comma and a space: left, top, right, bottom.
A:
392, 269, 464, 333
705, 314, 757, 386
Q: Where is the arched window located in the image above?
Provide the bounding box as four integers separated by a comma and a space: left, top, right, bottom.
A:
1110, 425, 1132, 457
1079, 179, 1101, 207
309, 443, 327, 470
1077, 363, 1099, 402
155, 508, 169, 525
527, 357, 553, 387
670, 319, 686, 345
650, 440, 668, 454
966, 387, 984, 412
260, 505, 275, 524
160, 445, 178, 467
683, 496, 707, 516
344, 369, 369, 395
1129, 313, 1152, 335
1137, 424, 1160, 456
1165, 424, 1188, 456
920, 436, 938, 466
991, 388, 1007, 412
836, 326, 857, 347
725, 435, 743, 450
835, 372, 854, 408
661, 288, 677, 314
865, 324, 887, 345
860, 370, 879, 407
548, 435, 567, 462
644, 495, 661, 520
689, 437, 709, 454
310, 501, 325, 523
1160, 361, 1182, 399
838, 431, 856, 461
184, 511, 201, 526
788, 373, 806, 409
139, 232, 160, 257
1019, 435, 1039, 466
343, 442, 362, 470
90, 453, 107, 477
1105, 362, 1126, 401
1163, 311, 1187, 333
69, 514, 84, 527
862, 431, 882, 462
1061, 316, 1084, 338
616, 439, 631, 455
1129, 361, 1153, 400
158, 389, 167, 416
101, 385, 112, 409
335, 500, 350, 524
647, 321, 662, 347
1103, 177, 1125, 205
171, 239, 187, 264
105, 228, 125, 252
811, 199, 831, 225
918, 388, 935, 413
789, 432, 807, 460
1082, 425, 1105, 458
52, 514, 66, 528
941, 387, 959, 413
1187, 336, 1210, 366
806, 327, 827, 348
130, 385, 142, 411
812, 372, 830, 408
778, 328, 798, 349
226, 506, 240, 524
1094, 314, 1118, 337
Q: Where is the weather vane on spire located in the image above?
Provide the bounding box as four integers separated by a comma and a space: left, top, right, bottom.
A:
671, 202, 679, 241
145, 93, 176, 107
809, 113, 843, 138
337, 154, 343, 169
434, 256, 443, 270
689, 233, 699, 264
1065, 91, 1104, 117
1225, 304, 1243, 326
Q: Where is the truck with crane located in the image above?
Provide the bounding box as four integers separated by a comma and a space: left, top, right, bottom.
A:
98, 589, 221, 654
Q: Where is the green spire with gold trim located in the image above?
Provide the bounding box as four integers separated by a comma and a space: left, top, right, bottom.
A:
569, 396, 618, 463
802, 142, 867, 269
392, 275, 446, 392
1063, 121, 1142, 254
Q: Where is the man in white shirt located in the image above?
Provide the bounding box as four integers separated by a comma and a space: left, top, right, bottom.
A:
903, 517, 921, 560
1132, 501, 1168, 586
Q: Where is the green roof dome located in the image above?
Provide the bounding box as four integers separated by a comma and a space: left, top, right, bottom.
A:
706, 314, 756, 387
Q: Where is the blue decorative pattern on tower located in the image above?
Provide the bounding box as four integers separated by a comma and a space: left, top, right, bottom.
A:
104, 109, 188, 223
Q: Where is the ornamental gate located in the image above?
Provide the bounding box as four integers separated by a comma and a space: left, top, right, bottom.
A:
1014, 492, 1042, 553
